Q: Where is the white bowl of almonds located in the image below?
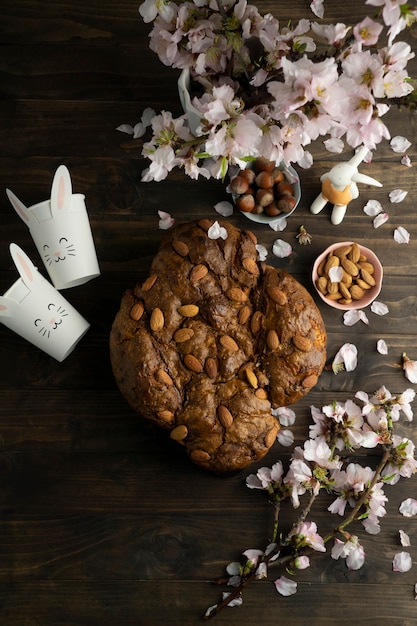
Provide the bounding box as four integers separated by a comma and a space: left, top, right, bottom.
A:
312, 241, 383, 310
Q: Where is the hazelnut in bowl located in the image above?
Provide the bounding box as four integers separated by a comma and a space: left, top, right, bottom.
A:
312, 241, 383, 311
229, 157, 301, 224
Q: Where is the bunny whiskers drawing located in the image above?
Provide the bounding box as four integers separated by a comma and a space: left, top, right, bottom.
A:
0, 244, 90, 361
6, 165, 100, 290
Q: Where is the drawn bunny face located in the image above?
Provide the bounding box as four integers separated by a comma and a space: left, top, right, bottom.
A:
6, 165, 100, 290
0, 244, 90, 361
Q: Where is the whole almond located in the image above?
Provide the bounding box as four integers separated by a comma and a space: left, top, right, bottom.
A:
245, 368, 258, 389
170, 424, 188, 441
348, 243, 361, 263
238, 305, 251, 325
266, 329, 280, 350
360, 268, 376, 286
172, 240, 189, 257
264, 426, 278, 448
157, 409, 175, 423
268, 286, 288, 305
333, 244, 353, 258
130, 301, 144, 321
324, 255, 340, 274
150, 307, 164, 331
251, 310, 264, 334
218, 405, 234, 428
356, 278, 372, 290
317, 258, 326, 276
141, 274, 158, 292
227, 287, 248, 302
178, 304, 199, 317
302, 373, 318, 388
358, 261, 374, 274
184, 354, 203, 373
190, 264, 208, 282
293, 334, 311, 351
341, 271, 353, 286
327, 281, 339, 295
242, 257, 259, 275
326, 292, 342, 301
156, 369, 174, 386
190, 449, 211, 463
316, 276, 328, 295
174, 328, 194, 343
339, 282, 352, 300
341, 257, 359, 277
350, 284, 365, 300
220, 335, 239, 352
255, 388, 269, 400
198, 218, 213, 231
204, 357, 218, 378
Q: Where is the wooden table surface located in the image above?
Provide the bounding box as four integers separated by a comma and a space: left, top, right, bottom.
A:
1, 1, 417, 624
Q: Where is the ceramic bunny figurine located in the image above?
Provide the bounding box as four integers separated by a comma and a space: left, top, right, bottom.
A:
0, 244, 90, 361
310, 146, 382, 225
6, 165, 100, 289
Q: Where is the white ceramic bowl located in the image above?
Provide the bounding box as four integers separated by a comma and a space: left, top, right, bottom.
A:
312, 241, 383, 310
232, 162, 301, 225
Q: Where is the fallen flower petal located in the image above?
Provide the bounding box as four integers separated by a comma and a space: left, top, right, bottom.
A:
294, 556, 310, 570
377, 339, 388, 354
363, 199, 383, 216
390, 136, 412, 153
399, 530, 411, 547
394, 227, 410, 244
158, 210, 175, 230
270, 218, 288, 232
371, 301, 389, 315
323, 138, 344, 153
393, 551, 412, 573
256, 244, 268, 262
272, 239, 292, 258
399, 498, 417, 517
274, 576, 298, 596
373, 212, 389, 228
277, 429, 294, 447
272, 406, 296, 427
389, 189, 408, 203
343, 309, 369, 326
402, 352, 417, 384
329, 266, 343, 283
401, 154, 412, 167
214, 201, 233, 217
208, 221, 228, 240
221, 592, 243, 607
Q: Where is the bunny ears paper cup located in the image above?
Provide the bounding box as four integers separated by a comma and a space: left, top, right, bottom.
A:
6, 165, 100, 290
0, 244, 90, 361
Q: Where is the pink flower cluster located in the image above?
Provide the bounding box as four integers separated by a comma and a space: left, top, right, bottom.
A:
205, 385, 417, 617
126, 0, 417, 181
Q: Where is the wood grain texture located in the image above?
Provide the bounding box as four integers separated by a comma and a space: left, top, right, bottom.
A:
1, 1, 417, 624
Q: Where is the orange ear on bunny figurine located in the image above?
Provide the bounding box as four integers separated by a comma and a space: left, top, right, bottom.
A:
310, 146, 382, 225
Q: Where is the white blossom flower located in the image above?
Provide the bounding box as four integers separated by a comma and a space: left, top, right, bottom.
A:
393, 552, 412, 573
394, 226, 410, 244
331, 536, 365, 570
332, 343, 358, 373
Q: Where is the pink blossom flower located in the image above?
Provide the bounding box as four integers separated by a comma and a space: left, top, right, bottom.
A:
332, 343, 358, 373
293, 521, 326, 552
402, 352, 417, 383
331, 535, 366, 570
294, 555, 310, 570
353, 16, 384, 46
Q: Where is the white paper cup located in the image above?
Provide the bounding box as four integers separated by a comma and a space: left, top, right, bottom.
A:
0, 244, 90, 361
6, 165, 100, 290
